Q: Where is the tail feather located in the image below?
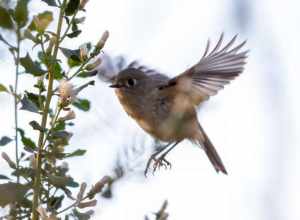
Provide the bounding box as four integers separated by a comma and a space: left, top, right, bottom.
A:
197, 124, 228, 174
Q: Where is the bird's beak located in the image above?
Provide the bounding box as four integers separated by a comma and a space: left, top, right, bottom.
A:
109, 83, 122, 88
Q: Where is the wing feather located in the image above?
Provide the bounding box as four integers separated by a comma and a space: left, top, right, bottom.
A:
166, 34, 248, 104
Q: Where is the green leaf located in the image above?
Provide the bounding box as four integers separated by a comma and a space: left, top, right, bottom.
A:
71, 208, 93, 220
77, 70, 98, 78
14, 0, 29, 28
65, 0, 80, 16
41, 0, 57, 7
72, 99, 90, 111
53, 62, 63, 79
50, 131, 72, 146
53, 120, 65, 131
20, 95, 39, 113
29, 120, 44, 131
67, 179, 79, 188
48, 174, 72, 188
0, 183, 30, 207
48, 196, 64, 210
0, 6, 14, 29
0, 83, 8, 93
20, 53, 46, 76
0, 175, 10, 180
28, 11, 53, 33
65, 149, 86, 158
12, 167, 34, 179
25, 91, 45, 110
67, 30, 82, 38
17, 128, 37, 151
60, 47, 81, 67
0, 136, 12, 146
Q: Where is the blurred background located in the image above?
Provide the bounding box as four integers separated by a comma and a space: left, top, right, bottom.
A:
1, 0, 299, 219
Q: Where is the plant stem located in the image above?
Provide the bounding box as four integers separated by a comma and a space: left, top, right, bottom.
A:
14, 27, 21, 184
59, 10, 79, 43
31, 1, 67, 219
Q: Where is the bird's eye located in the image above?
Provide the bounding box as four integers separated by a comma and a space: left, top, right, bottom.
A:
126, 78, 137, 87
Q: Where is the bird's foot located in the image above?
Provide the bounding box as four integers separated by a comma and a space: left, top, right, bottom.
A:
144, 153, 172, 176
153, 156, 172, 173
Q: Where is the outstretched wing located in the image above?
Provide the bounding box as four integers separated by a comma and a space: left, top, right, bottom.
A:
163, 33, 248, 105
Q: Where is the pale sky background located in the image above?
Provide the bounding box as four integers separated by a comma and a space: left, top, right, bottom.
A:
0, 0, 300, 219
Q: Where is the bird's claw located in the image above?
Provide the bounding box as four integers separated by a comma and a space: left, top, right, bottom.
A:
144, 154, 172, 176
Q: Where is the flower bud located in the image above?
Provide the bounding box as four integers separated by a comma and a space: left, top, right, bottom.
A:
79, 0, 89, 9
77, 182, 87, 201
78, 200, 97, 209
80, 45, 89, 62
1, 152, 16, 169
96, 31, 109, 50
88, 176, 112, 199
85, 58, 102, 71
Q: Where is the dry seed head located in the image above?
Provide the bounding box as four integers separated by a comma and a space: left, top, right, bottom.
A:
59, 80, 75, 106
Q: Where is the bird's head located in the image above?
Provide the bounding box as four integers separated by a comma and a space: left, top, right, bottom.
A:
109, 68, 149, 95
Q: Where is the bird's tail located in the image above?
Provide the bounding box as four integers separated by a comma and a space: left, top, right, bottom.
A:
195, 123, 227, 174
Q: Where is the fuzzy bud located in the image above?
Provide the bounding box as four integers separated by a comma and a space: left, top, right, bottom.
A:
77, 182, 87, 201
88, 176, 112, 199
96, 31, 109, 50
78, 199, 97, 209
80, 46, 88, 62
79, 0, 89, 9
1, 152, 16, 169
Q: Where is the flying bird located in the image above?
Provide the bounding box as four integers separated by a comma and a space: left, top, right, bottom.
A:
100, 34, 248, 175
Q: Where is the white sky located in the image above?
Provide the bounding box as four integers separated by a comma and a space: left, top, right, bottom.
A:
1, 0, 300, 219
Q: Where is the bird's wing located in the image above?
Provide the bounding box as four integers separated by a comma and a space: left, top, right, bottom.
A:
161, 33, 248, 105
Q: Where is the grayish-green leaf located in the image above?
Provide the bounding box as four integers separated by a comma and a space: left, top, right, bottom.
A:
71, 208, 94, 220
20, 95, 39, 113
0, 175, 10, 180
0, 6, 13, 29
41, 0, 57, 7
65, 149, 86, 158
17, 128, 37, 151
0, 182, 30, 207
0, 83, 8, 93
14, 0, 29, 28
28, 11, 53, 33
65, 0, 80, 16
20, 53, 46, 76
72, 99, 90, 111
29, 120, 44, 131
0, 136, 12, 146
67, 30, 82, 38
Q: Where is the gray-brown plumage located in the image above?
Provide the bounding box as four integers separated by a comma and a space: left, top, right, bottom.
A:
107, 34, 248, 175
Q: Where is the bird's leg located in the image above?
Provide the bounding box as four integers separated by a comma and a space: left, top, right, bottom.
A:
144, 142, 173, 176
152, 141, 180, 173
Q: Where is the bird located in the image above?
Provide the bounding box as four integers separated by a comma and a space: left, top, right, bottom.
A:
105, 33, 248, 175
